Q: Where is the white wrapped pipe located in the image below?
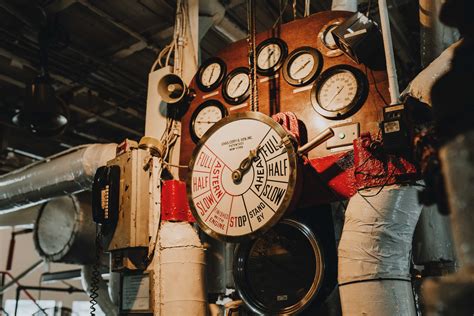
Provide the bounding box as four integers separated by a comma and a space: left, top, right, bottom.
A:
338, 184, 423, 315
158, 221, 207, 315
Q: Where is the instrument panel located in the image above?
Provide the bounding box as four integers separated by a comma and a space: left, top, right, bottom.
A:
180, 11, 389, 180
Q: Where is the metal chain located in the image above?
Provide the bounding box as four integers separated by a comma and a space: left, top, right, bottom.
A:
247, 0, 258, 112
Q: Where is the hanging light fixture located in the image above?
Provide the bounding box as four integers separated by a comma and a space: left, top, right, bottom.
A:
12, 9, 69, 137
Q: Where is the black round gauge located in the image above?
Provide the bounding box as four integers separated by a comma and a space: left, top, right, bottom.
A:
234, 219, 324, 315
256, 38, 288, 76
311, 64, 369, 120
222, 67, 250, 105
190, 100, 227, 143
282, 47, 323, 86
196, 57, 227, 92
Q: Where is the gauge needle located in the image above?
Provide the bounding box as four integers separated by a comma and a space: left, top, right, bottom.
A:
266, 50, 275, 64
232, 145, 260, 183
326, 86, 344, 107
293, 60, 311, 75
232, 80, 243, 95
209, 66, 215, 83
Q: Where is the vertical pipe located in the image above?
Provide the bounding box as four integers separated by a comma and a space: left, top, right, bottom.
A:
331, 0, 357, 12
378, 0, 400, 104
159, 221, 207, 315
338, 184, 423, 315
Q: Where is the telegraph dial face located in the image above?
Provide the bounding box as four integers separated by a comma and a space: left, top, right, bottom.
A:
187, 111, 300, 242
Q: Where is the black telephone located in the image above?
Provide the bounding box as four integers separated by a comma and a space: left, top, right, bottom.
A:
92, 165, 121, 225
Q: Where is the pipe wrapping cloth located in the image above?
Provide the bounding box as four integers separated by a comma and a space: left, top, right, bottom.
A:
162, 180, 195, 222
338, 184, 423, 284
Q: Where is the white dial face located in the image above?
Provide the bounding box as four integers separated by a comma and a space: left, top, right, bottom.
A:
189, 116, 294, 239
193, 105, 224, 139
289, 53, 315, 80
226, 73, 250, 99
257, 43, 282, 70
317, 71, 357, 111
201, 62, 222, 87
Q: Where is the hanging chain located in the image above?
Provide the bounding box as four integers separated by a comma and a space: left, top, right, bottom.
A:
247, 0, 258, 112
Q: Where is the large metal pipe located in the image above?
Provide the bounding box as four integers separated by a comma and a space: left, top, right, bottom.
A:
0, 143, 116, 213
338, 184, 423, 315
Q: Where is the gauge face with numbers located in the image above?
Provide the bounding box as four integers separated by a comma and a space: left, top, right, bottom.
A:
197, 57, 226, 92
222, 68, 251, 105
283, 47, 323, 86
311, 64, 368, 119
256, 38, 288, 76
187, 111, 300, 242
190, 100, 228, 143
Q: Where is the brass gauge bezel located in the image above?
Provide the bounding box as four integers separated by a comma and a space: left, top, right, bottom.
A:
282, 46, 323, 87
196, 57, 227, 92
187, 111, 301, 242
233, 218, 325, 315
310, 64, 369, 120
318, 20, 344, 57
256, 37, 288, 76
222, 67, 251, 105
189, 100, 228, 143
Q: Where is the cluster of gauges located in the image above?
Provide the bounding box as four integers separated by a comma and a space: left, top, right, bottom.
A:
190, 20, 369, 144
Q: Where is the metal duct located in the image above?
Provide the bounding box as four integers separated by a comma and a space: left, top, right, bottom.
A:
199, 0, 247, 42
338, 184, 423, 315
33, 192, 96, 264
0, 143, 116, 213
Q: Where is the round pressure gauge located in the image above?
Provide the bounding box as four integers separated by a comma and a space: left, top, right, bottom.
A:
222, 68, 251, 105
190, 100, 228, 143
282, 47, 323, 86
311, 65, 369, 119
256, 38, 288, 76
187, 111, 301, 242
234, 219, 324, 315
196, 57, 226, 92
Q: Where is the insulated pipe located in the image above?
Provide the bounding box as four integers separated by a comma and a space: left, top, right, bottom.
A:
331, 0, 357, 12
158, 221, 207, 315
419, 0, 459, 67
81, 265, 118, 316
0, 143, 116, 213
378, 0, 400, 104
338, 185, 423, 315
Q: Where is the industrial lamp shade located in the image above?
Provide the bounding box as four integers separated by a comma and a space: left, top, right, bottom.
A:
12, 76, 69, 137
